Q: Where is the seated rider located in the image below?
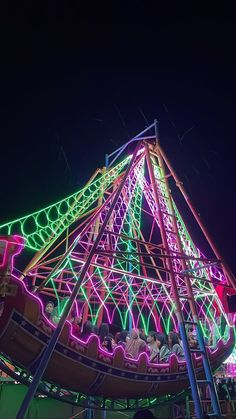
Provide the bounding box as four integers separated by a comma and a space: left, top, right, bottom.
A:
117, 330, 129, 349
71, 314, 83, 338
80, 320, 93, 340
101, 336, 113, 353
188, 327, 198, 349
147, 331, 159, 362
125, 328, 147, 359
44, 301, 55, 321
98, 323, 109, 343
155, 333, 170, 362
168, 331, 185, 360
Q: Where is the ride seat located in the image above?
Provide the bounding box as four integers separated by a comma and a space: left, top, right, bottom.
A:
23, 294, 41, 323
87, 334, 99, 358
137, 352, 148, 373
113, 345, 125, 368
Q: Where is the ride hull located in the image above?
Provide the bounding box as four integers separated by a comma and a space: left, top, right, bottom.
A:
0, 277, 234, 399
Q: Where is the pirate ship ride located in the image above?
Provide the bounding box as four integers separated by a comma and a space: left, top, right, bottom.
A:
0, 122, 235, 416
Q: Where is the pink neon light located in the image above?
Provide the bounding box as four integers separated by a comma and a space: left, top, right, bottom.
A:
0, 235, 25, 271
8, 270, 235, 371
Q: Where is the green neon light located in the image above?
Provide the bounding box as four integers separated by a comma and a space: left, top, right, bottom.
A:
0, 155, 131, 251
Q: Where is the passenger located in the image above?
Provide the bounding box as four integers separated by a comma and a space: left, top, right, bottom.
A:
98, 323, 109, 343
139, 328, 147, 343
80, 320, 93, 340
51, 307, 60, 324
188, 327, 198, 349
168, 331, 185, 359
156, 333, 170, 362
71, 315, 83, 338
108, 333, 117, 350
38, 301, 55, 334
117, 330, 129, 349
125, 328, 147, 359
147, 331, 159, 362
102, 336, 113, 353
115, 331, 121, 344
92, 324, 99, 335
44, 300, 61, 324
44, 301, 55, 320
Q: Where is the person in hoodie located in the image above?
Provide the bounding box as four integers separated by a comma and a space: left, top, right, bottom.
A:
125, 328, 147, 359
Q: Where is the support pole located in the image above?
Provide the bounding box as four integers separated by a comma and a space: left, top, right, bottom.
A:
16, 143, 141, 419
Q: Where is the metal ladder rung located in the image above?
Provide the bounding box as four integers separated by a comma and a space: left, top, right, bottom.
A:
196, 380, 210, 384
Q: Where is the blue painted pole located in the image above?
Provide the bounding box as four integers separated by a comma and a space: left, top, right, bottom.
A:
195, 323, 221, 418
105, 154, 109, 168
102, 409, 107, 419
178, 322, 204, 419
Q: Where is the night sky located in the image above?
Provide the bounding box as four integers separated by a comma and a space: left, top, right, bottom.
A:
1, 5, 236, 273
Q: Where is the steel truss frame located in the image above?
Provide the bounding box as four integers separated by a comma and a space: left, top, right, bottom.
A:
3, 121, 234, 418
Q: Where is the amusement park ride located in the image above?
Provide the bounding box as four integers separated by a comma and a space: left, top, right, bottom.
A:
0, 121, 235, 419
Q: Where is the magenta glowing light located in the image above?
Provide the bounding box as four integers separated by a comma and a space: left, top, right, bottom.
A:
0, 235, 25, 271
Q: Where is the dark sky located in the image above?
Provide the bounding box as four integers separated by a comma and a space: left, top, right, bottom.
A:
1, 4, 236, 272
